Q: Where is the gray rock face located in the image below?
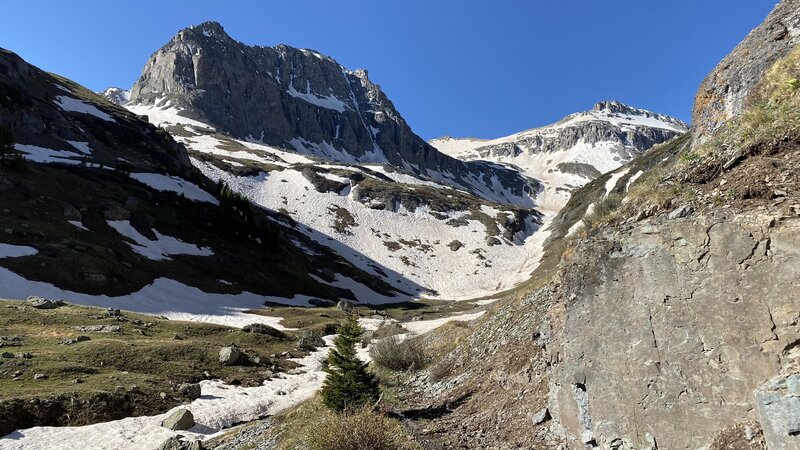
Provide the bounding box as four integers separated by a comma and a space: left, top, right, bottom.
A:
550, 214, 800, 449
129, 21, 534, 206
693, 0, 800, 141
161, 408, 194, 431
755, 373, 800, 449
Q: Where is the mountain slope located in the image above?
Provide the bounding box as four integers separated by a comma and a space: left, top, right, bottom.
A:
126, 21, 535, 207
430, 101, 687, 211
0, 48, 408, 324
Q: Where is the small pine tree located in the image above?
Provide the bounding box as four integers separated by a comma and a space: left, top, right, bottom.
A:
320, 317, 380, 412
0, 127, 14, 162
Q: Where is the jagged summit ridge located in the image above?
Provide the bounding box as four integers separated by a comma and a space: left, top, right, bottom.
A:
98, 87, 130, 106
430, 100, 687, 210
128, 21, 536, 207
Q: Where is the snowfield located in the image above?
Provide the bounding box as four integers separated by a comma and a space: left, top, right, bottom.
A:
0, 266, 287, 329
126, 99, 215, 130
191, 147, 555, 301
15, 144, 87, 166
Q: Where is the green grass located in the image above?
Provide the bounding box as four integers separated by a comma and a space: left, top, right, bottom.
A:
0, 299, 300, 399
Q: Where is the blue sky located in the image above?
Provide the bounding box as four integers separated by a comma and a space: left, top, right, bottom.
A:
1, 1, 775, 140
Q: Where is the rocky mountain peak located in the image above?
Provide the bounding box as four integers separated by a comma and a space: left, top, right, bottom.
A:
98, 87, 130, 106
584, 100, 689, 130
128, 22, 537, 207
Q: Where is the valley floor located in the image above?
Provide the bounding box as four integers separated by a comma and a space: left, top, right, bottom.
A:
0, 298, 488, 450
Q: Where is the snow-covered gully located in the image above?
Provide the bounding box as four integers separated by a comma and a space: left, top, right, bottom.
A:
0, 312, 483, 449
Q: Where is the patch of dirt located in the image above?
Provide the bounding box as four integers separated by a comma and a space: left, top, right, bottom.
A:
691, 135, 799, 212
328, 205, 357, 234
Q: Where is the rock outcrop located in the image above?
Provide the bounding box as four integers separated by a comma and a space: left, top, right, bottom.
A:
693, 0, 800, 141
549, 213, 799, 449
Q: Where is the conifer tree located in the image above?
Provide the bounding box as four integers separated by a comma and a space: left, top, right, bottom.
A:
0, 127, 14, 162
320, 316, 380, 411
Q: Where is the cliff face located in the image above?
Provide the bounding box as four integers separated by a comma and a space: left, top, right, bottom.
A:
693, 0, 800, 141
129, 22, 534, 206
550, 212, 799, 449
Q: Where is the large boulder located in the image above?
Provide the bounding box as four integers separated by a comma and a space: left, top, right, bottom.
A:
161, 408, 195, 431
218, 346, 241, 365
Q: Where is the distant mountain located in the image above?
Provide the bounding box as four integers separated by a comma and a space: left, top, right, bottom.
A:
430, 101, 688, 210
98, 87, 131, 105
126, 21, 535, 207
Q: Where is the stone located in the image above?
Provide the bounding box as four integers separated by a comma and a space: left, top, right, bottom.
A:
74, 325, 121, 333
448, 240, 464, 251
485, 236, 502, 246
337, 299, 356, 313
667, 204, 694, 220
156, 436, 205, 450
25, 296, 64, 309
297, 330, 325, 351
61, 335, 91, 345
161, 408, 195, 431
530, 407, 550, 425
756, 374, 800, 449
33, 373, 47, 380
219, 346, 241, 365
177, 383, 202, 400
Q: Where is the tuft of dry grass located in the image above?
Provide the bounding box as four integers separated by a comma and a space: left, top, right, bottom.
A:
370, 335, 428, 372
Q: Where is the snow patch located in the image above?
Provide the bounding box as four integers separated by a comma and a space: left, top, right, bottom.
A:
130, 173, 219, 205
287, 82, 348, 113
107, 220, 213, 261
0, 244, 38, 258
53, 96, 115, 122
